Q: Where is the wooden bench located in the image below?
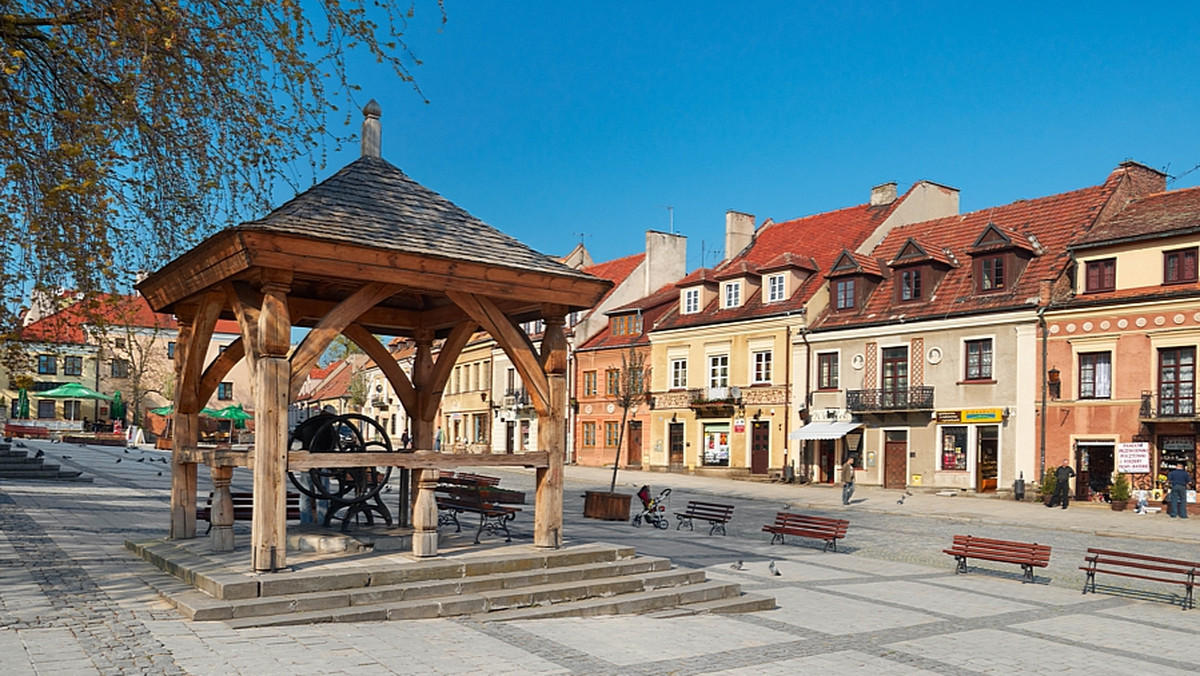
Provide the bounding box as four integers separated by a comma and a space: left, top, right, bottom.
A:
198, 492, 301, 533
675, 500, 734, 536
1081, 548, 1197, 610
943, 535, 1051, 583
438, 471, 501, 487
435, 485, 521, 544
762, 512, 849, 552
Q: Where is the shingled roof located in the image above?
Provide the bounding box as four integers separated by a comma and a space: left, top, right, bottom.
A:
1071, 184, 1200, 249
244, 155, 592, 282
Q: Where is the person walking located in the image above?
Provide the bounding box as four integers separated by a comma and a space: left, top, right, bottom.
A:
1166, 462, 1191, 519
842, 456, 856, 505
1046, 458, 1075, 509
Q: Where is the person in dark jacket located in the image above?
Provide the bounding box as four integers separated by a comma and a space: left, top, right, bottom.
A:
1166, 462, 1191, 519
1046, 459, 1075, 509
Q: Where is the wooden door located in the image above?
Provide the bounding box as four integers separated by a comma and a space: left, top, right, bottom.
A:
626, 421, 643, 466
668, 422, 684, 467
505, 421, 515, 453
977, 425, 998, 492
818, 440, 836, 483
884, 432, 907, 489
751, 421, 770, 475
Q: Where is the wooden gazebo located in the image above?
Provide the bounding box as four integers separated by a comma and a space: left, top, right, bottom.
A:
136, 102, 611, 572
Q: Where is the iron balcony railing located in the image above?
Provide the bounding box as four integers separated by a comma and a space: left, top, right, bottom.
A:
846, 386, 935, 412
1140, 390, 1197, 418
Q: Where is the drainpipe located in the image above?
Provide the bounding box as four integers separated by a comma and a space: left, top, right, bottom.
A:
1038, 306, 1048, 482
799, 310, 812, 483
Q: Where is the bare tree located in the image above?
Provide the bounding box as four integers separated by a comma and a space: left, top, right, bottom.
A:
0, 1, 444, 350
608, 346, 650, 493
90, 296, 173, 426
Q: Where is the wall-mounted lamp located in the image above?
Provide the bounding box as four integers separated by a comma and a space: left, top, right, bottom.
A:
1002, 406, 1011, 421
1047, 366, 1061, 400
480, 391, 488, 402
671, 412, 678, 423
753, 409, 762, 420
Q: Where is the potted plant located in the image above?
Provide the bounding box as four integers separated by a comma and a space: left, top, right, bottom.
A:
1109, 473, 1131, 511
1039, 470, 1057, 506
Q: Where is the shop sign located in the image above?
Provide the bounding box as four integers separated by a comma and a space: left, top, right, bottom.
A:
733, 418, 745, 433
1161, 436, 1195, 451
936, 409, 1003, 424
1116, 442, 1151, 473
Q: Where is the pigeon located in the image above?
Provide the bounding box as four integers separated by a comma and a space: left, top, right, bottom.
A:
905, 490, 914, 496
115, 458, 122, 463
34, 449, 44, 458
160, 457, 168, 464
383, 485, 393, 493
61, 455, 70, 459
124, 449, 129, 454
897, 495, 906, 505
157, 471, 162, 476
136, 457, 145, 462
768, 561, 780, 576
16, 441, 26, 448
730, 560, 744, 570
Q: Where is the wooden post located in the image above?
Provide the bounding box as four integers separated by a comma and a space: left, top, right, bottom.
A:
411, 329, 439, 557
210, 465, 235, 551
251, 270, 292, 572
535, 309, 568, 548
170, 313, 198, 539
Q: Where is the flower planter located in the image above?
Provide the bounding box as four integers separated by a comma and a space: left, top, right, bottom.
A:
583, 490, 632, 521
1110, 500, 1129, 511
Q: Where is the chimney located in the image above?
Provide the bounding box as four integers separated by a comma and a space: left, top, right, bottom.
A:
644, 231, 687, 295
361, 99, 382, 158
870, 182, 898, 206
1115, 160, 1166, 197
725, 211, 755, 261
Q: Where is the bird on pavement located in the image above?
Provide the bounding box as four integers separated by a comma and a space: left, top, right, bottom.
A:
115, 458, 122, 463
61, 455, 70, 459
136, 457, 145, 462
124, 449, 129, 454
730, 560, 744, 570
157, 471, 162, 476
897, 495, 906, 505
768, 561, 780, 576
34, 449, 44, 458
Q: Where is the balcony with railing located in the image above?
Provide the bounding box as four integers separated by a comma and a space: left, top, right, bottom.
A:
1140, 390, 1197, 420
687, 386, 741, 418
846, 386, 934, 413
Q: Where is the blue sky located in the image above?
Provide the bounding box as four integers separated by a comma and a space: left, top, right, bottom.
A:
312, 2, 1200, 272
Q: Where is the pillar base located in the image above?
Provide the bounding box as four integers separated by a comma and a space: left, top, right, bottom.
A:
412, 530, 439, 557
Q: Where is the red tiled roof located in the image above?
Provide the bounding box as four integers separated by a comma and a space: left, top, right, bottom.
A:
657, 197, 905, 330
307, 361, 354, 401
817, 181, 1120, 329
20, 294, 176, 344
578, 282, 679, 352
1073, 185, 1200, 248
759, 252, 818, 273
581, 253, 644, 284
827, 250, 884, 279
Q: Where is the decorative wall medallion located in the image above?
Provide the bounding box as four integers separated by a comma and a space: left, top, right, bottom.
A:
1155, 316, 1166, 326
1100, 320, 1110, 330
1050, 324, 1061, 334
1136, 317, 1147, 328
851, 354, 865, 370
1082, 322, 1093, 332
1118, 319, 1129, 329
1175, 313, 1186, 325
927, 347, 943, 365
1065, 323, 1076, 333
606, 403, 616, 414
584, 404, 593, 414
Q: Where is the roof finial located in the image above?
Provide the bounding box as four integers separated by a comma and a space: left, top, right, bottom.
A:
361, 99, 382, 158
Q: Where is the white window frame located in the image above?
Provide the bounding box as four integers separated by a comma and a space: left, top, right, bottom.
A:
766, 274, 786, 303
709, 354, 729, 388
752, 350, 772, 384
683, 288, 700, 314
722, 282, 741, 309
670, 358, 688, 389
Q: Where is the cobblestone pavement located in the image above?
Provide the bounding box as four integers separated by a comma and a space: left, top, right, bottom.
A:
1, 439, 1198, 675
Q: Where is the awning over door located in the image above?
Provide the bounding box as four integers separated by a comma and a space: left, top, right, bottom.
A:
789, 420, 862, 440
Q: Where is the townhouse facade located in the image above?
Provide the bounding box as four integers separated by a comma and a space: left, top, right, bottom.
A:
1044, 181, 1200, 508
645, 181, 961, 477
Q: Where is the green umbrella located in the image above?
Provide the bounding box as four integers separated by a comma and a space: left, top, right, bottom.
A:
149, 404, 221, 417
17, 388, 29, 419
38, 382, 112, 401
111, 391, 125, 419
212, 404, 253, 430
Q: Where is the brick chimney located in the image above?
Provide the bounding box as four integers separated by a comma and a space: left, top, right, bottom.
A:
725, 211, 755, 261
870, 182, 898, 206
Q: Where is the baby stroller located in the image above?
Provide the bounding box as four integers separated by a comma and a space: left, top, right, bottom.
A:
632, 485, 671, 529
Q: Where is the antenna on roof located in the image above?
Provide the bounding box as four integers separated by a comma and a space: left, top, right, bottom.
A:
660, 205, 675, 233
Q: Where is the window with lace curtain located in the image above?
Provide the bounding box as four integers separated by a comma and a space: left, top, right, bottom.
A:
1079, 352, 1112, 399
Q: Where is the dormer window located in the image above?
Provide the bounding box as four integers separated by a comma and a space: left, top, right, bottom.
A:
835, 279, 855, 310
722, 281, 742, 308
1085, 258, 1115, 293
683, 288, 700, 314
899, 268, 923, 302
610, 314, 642, 336
766, 274, 786, 303
978, 255, 1006, 292
1164, 247, 1198, 285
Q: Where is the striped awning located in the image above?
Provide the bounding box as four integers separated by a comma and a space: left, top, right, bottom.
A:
789, 421, 862, 441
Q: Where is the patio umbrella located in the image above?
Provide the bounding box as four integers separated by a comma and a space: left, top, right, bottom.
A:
38, 382, 113, 401
17, 388, 29, 419
149, 404, 222, 417
212, 404, 253, 430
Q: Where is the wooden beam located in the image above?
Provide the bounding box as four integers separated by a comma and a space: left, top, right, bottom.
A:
448, 291, 550, 415
342, 323, 417, 414
288, 297, 423, 331
178, 290, 225, 414
136, 231, 252, 312
198, 337, 245, 405
225, 281, 262, 372
289, 282, 403, 393
286, 451, 550, 470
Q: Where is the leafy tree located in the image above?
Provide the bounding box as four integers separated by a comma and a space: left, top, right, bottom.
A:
347, 368, 368, 411
0, 0, 443, 345
608, 346, 650, 493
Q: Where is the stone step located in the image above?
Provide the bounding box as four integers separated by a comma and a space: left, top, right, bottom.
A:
474, 580, 747, 621
642, 593, 778, 617
171, 556, 676, 621
0, 465, 88, 481
223, 572, 731, 628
